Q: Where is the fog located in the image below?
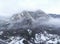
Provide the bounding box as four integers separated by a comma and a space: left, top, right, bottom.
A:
49, 17, 60, 25
0, 0, 60, 17
45, 17, 60, 27
34, 16, 60, 28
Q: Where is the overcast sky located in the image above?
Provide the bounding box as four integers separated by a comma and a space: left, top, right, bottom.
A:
0, 0, 60, 17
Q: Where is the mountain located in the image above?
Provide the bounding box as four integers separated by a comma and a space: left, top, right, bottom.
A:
0, 10, 60, 34
1, 10, 60, 44
49, 14, 60, 18
0, 10, 60, 32
7, 10, 49, 29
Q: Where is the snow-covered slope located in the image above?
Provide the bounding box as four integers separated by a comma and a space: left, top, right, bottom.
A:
0, 30, 60, 44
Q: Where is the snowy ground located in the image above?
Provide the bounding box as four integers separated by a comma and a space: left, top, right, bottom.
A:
0, 30, 60, 44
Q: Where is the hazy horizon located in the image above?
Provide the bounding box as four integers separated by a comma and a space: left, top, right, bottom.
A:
0, 0, 60, 17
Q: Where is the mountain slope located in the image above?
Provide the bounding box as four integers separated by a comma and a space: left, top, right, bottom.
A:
8, 10, 49, 29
